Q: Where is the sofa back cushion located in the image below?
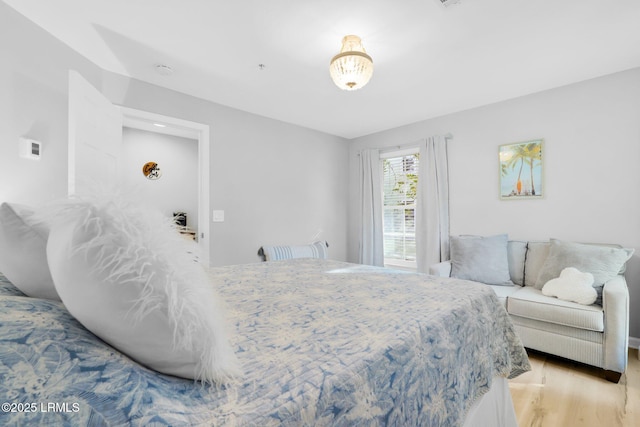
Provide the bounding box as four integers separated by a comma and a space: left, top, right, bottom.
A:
534, 239, 633, 290
507, 241, 527, 286
524, 241, 551, 287
450, 234, 512, 285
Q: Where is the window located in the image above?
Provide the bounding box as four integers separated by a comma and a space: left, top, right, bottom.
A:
381, 149, 419, 269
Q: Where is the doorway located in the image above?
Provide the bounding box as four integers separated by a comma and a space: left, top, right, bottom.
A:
68, 70, 211, 266
120, 107, 211, 266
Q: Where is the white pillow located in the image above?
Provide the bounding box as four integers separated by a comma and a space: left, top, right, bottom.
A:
46, 198, 240, 384
541, 267, 597, 305
0, 202, 60, 300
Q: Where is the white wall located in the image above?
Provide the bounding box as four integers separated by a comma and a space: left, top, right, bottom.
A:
103, 73, 349, 265
348, 68, 640, 339
0, 2, 350, 266
122, 128, 199, 231
0, 3, 100, 203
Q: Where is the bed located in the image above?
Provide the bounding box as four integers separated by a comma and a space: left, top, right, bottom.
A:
0, 258, 529, 426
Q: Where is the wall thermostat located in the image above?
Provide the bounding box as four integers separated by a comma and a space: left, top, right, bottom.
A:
19, 138, 41, 160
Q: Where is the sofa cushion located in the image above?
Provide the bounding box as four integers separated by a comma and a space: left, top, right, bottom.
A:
507, 241, 527, 286
535, 239, 633, 290
507, 287, 604, 332
450, 234, 512, 285
523, 241, 550, 287
489, 284, 522, 309
510, 315, 603, 345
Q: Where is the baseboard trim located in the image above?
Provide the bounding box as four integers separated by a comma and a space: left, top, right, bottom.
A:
630, 336, 640, 351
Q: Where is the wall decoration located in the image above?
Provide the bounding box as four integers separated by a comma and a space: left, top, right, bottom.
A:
499, 139, 543, 199
142, 162, 162, 180
173, 212, 187, 227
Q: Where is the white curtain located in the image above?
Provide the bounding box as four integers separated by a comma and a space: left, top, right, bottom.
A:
358, 149, 384, 266
416, 135, 450, 273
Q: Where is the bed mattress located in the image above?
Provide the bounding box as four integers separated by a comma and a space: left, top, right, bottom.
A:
0, 259, 529, 426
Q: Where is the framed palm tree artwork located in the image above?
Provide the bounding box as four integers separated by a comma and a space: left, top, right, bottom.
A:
499, 139, 543, 200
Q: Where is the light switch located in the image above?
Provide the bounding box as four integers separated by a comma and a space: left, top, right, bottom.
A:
212, 210, 225, 222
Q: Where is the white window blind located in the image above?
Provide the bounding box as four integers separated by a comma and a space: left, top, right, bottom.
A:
381, 151, 419, 269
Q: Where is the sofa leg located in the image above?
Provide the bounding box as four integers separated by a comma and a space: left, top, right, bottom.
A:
604, 370, 622, 383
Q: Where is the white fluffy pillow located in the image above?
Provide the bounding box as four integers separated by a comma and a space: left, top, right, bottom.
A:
46, 198, 240, 384
541, 267, 597, 305
0, 202, 60, 300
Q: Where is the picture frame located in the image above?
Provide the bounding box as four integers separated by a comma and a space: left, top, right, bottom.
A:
499, 139, 543, 200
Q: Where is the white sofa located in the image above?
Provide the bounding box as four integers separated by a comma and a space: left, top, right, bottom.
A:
430, 238, 631, 383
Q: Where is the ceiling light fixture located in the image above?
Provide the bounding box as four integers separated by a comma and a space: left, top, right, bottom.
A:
435, 0, 462, 8
329, 35, 373, 91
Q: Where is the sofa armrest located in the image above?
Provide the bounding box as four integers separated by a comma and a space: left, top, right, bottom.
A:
602, 274, 629, 373
429, 261, 452, 277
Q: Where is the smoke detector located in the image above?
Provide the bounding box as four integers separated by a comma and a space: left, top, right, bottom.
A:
155, 64, 174, 76
435, 0, 462, 8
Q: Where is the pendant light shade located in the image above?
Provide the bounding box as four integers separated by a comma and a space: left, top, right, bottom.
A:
329, 35, 373, 91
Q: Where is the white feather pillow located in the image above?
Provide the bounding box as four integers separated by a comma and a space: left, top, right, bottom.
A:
45, 198, 240, 384
541, 267, 597, 305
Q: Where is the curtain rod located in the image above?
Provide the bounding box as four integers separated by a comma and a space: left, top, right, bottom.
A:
357, 133, 453, 156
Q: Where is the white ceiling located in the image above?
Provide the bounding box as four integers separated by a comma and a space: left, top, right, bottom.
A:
5, 0, 640, 139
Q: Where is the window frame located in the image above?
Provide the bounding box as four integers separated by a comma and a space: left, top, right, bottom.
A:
380, 148, 420, 271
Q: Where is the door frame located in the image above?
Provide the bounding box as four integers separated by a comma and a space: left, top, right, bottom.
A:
120, 107, 211, 267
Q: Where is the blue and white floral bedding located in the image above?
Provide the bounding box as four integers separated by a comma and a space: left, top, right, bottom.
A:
0, 272, 25, 297
0, 259, 529, 426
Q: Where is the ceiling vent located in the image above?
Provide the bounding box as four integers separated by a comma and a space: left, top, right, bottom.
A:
435, 0, 462, 8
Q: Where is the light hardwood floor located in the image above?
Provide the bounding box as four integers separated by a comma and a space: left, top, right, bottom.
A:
509, 348, 640, 426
